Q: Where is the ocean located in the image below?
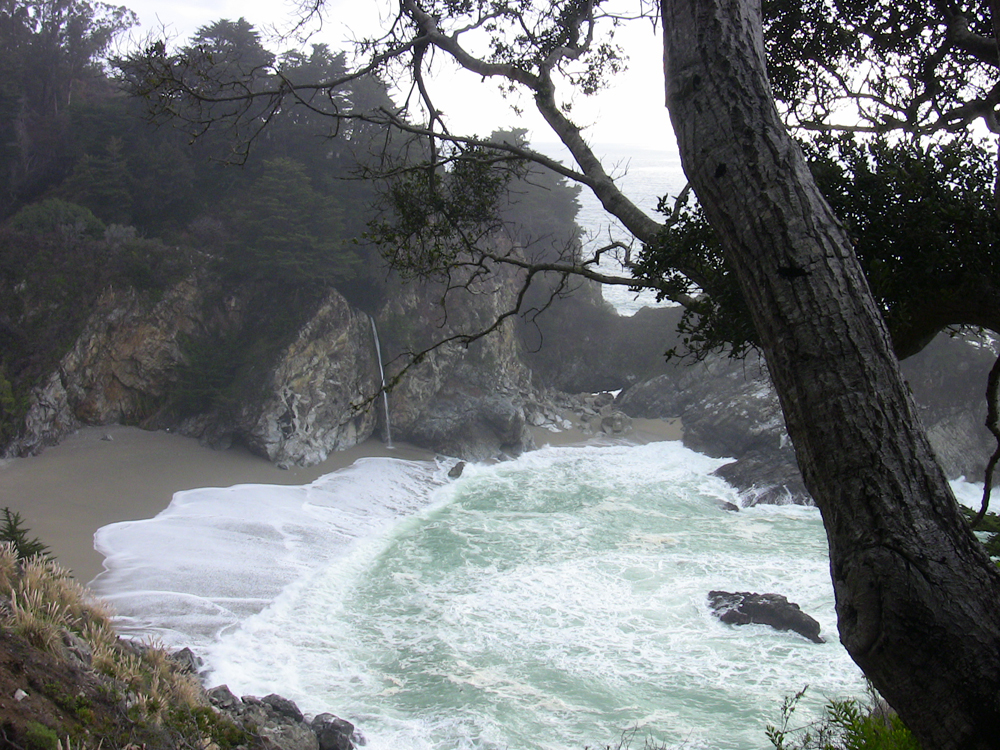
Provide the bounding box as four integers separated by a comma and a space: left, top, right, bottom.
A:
92, 440, 883, 750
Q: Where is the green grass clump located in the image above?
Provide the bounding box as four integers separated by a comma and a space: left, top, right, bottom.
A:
23, 721, 60, 750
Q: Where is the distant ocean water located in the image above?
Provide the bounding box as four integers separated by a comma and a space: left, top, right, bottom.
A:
93, 441, 876, 750
537, 142, 687, 316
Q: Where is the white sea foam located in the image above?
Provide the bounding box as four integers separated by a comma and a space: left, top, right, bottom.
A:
93, 441, 865, 750
91, 457, 451, 647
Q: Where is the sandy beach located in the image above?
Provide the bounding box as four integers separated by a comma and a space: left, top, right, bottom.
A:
0, 417, 681, 585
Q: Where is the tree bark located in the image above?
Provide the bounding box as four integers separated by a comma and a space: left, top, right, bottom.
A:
661, 0, 1000, 746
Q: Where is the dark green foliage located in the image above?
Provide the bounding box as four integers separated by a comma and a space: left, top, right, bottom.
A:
0, 215, 195, 446
59, 137, 133, 225
0, 0, 136, 212
172, 332, 246, 418
23, 721, 59, 750
632, 189, 757, 361
767, 686, 922, 750
42, 682, 95, 725
762, 0, 993, 136
186, 706, 253, 749
169, 284, 326, 422
807, 133, 1000, 357
371, 143, 521, 278
225, 158, 357, 287
638, 132, 1000, 360
0, 508, 49, 561
8, 198, 105, 238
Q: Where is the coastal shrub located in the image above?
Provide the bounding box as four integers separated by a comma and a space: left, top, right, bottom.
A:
8, 199, 105, 239
767, 685, 922, 750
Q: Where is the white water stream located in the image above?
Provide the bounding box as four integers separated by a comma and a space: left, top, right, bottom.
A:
369, 316, 393, 448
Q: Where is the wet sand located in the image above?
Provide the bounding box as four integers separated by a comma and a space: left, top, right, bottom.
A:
0, 418, 682, 585
0, 426, 431, 583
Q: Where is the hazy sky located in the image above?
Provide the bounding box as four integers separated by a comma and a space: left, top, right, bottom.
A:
120, 0, 678, 152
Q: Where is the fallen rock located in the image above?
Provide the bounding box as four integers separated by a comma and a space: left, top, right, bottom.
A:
707, 590, 824, 643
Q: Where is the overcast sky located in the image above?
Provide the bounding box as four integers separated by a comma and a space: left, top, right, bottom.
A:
120, 0, 678, 153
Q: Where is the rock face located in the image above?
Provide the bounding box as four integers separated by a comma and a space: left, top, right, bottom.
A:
228, 291, 380, 467
378, 267, 536, 461
4, 279, 383, 466
519, 298, 684, 393
707, 590, 824, 643
5, 258, 541, 464
617, 333, 998, 504
5, 277, 224, 457
617, 351, 806, 504
207, 686, 362, 750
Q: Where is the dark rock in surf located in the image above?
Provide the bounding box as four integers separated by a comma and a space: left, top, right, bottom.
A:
169, 646, 202, 674
313, 713, 360, 750
708, 590, 824, 643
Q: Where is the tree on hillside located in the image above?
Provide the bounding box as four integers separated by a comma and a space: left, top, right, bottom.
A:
224, 156, 357, 287
0, 0, 136, 210
120, 1, 1000, 746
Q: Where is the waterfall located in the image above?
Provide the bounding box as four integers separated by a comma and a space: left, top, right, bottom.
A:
369, 316, 393, 448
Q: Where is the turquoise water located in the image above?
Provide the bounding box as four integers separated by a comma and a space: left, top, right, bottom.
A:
94, 440, 866, 749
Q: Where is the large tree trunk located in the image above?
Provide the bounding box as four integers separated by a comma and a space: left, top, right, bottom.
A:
661, 0, 1000, 746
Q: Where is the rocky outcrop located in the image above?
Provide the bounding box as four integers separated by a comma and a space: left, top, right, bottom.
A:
5, 256, 545, 464
226, 291, 380, 467
4, 276, 226, 457
707, 590, 824, 643
519, 299, 684, 393
378, 265, 537, 461
207, 686, 362, 750
616, 352, 805, 504
617, 333, 998, 504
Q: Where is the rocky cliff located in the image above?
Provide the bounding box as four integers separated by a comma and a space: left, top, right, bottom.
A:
4, 258, 539, 464
617, 333, 998, 504
4, 253, 995, 487
377, 266, 536, 461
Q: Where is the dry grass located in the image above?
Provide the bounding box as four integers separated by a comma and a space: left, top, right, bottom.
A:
0, 542, 205, 726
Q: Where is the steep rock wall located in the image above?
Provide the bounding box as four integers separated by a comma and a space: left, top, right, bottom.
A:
378, 266, 536, 461
229, 291, 380, 467
4, 262, 539, 465
617, 334, 998, 504
4, 276, 225, 456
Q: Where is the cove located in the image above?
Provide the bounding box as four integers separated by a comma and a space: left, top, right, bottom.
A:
93, 440, 866, 750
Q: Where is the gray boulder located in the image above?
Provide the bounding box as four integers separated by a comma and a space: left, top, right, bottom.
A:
708, 590, 824, 643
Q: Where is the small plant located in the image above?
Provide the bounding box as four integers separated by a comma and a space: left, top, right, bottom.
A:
0, 508, 49, 561
23, 721, 60, 750
766, 684, 922, 750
